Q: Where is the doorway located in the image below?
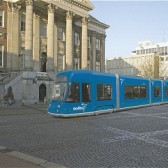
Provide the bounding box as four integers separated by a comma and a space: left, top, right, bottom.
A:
39, 84, 46, 102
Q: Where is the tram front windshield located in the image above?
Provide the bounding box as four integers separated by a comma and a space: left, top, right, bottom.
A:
52, 76, 67, 101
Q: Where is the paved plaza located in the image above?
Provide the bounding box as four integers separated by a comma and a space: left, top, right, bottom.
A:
0, 104, 168, 167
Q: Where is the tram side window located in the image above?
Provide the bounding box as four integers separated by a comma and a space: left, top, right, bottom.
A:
105, 84, 112, 100
125, 86, 134, 99
82, 83, 91, 102
154, 86, 160, 97
140, 86, 147, 98
97, 84, 112, 101
66, 83, 80, 103
133, 86, 140, 98
125, 86, 147, 99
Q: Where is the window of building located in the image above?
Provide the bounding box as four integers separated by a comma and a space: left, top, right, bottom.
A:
97, 84, 112, 101
0, 45, 4, 67
165, 47, 167, 55
151, 48, 154, 53
142, 49, 145, 54
66, 83, 80, 103
146, 49, 149, 54
96, 38, 101, 50
40, 22, 47, 37
149, 48, 152, 53
57, 54, 64, 72
124, 85, 147, 99
20, 15, 25, 31
154, 86, 160, 97
82, 83, 91, 102
0, 11, 4, 27
160, 47, 164, 55
141, 49, 144, 54
96, 62, 100, 72
88, 37, 91, 48
87, 62, 90, 70
74, 61, 78, 70
74, 32, 80, 45
165, 57, 168, 61
154, 48, 157, 53
160, 57, 164, 61
58, 27, 64, 40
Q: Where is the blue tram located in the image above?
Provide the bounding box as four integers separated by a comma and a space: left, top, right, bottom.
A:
48, 70, 168, 117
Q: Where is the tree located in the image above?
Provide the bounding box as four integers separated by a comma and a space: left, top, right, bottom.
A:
139, 53, 160, 79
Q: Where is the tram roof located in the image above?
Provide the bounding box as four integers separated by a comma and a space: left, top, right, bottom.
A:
55, 70, 116, 77
55, 70, 166, 82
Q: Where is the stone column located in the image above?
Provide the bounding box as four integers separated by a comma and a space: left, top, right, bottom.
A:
81, 17, 88, 69
54, 23, 58, 72
7, 4, 12, 70
47, 3, 55, 71
7, 3, 20, 71
22, 0, 36, 105
91, 31, 96, 71
33, 14, 40, 72
66, 11, 73, 70
25, 0, 33, 70
101, 34, 106, 72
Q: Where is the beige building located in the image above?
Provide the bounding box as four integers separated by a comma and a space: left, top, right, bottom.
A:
107, 40, 168, 79
0, 0, 109, 104
106, 53, 160, 79
132, 41, 168, 79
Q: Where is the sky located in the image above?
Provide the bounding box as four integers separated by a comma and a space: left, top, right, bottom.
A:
89, 1, 168, 59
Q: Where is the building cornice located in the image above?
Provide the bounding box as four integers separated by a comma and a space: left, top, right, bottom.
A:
3, 0, 19, 2
73, 0, 94, 11
89, 15, 109, 29
42, 0, 92, 18
89, 19, 109, 29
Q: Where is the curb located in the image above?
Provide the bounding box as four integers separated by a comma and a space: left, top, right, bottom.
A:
0, 145, 67, 168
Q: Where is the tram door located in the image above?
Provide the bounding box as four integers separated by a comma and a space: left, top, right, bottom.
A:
39, 84, 46, 102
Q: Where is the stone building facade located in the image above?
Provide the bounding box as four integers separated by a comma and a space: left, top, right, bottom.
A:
0, 0, 109, 104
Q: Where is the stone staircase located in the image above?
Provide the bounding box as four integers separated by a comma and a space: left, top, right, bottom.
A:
0, 72, 23, 102
0, 72, 21, 85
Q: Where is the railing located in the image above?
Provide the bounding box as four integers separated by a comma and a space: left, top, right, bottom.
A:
0, 71, 54, 85
0, 72, 21, 85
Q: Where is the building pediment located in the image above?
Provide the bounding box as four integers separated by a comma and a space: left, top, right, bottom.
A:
6, 0, 94, 17
89, 15, 110, 29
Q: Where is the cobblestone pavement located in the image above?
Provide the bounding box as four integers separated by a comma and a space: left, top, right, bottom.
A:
0, 104, 168, 167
